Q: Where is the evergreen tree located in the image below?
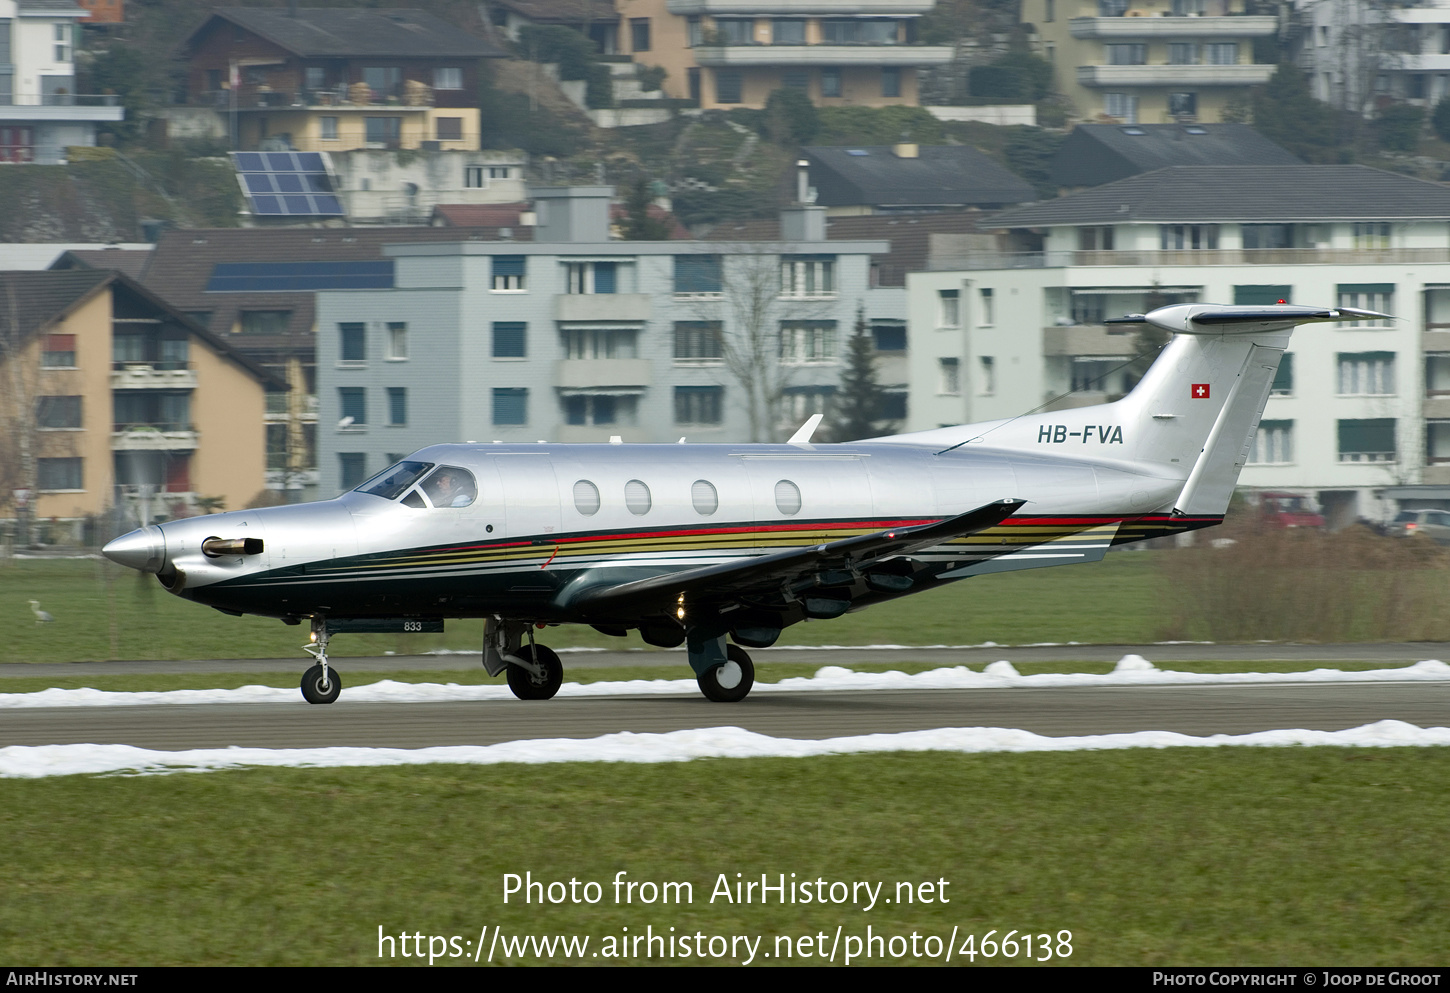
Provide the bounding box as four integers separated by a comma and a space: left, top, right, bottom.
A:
830, 306, 884, 442
1250, 64, 1344, 163
621, 177, 672, 241
763, 87, 819, 145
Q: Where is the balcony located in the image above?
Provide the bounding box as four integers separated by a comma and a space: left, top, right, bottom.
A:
0, 91, 124, 123
1077, 63, 1275, 87
265, 392, 320, 420
555, 359, 652, 388
1394, 54, 1450, 72
201, 85, 444, 111
928, 247, 1450, 271
111, 426, 199, 451
110, 365, 198, 390
693, 44, 953, 67
669, 0, 935, 13
1068, 15, 1277, 39
1043, 325, 1140, 357
554, 294, 652, 323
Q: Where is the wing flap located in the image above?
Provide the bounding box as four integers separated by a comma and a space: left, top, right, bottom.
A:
564, 498, 1025, 617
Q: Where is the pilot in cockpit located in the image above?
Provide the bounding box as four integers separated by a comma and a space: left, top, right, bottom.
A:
424, 467, 476, 508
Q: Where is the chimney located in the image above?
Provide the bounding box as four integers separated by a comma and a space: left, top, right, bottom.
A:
529, 186, 613, 243
781, 160, 825, 241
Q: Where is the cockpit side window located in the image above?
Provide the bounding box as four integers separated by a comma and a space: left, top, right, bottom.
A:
356, 461, 434, 500
420, 465, 477, 508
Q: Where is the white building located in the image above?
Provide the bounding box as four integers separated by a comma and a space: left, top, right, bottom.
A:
324, 149, 528, 225
0, 0, 123, 164
1293, 0, 1450, 111
314, 187, 892, 494
907, 164, 1450, 526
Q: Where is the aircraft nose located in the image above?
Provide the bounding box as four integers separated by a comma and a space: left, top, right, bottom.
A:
102, 525, 166, 573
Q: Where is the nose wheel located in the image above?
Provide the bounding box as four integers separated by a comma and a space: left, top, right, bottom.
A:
301, 663, 342, 705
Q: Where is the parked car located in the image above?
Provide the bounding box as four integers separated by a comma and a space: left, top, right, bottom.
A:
1390, 509, 1450, 544
1258, 492, 1326, 529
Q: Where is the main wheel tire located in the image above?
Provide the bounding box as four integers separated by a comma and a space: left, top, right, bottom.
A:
697, 644, 754, 703
506, 644, 563, 701
301, 664, 342, 705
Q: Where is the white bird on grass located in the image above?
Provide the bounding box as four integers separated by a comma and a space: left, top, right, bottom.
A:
28, 600, 53, 624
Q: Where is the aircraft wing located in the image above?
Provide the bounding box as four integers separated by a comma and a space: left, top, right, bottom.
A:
564, 498, 1025, 617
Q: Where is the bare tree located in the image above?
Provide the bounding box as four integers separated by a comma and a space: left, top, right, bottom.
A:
1308, 0, 1404, 120
700, 246, 839, 442
0, 280, 41, 546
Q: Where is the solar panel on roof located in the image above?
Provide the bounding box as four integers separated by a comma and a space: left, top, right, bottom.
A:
229, 151, 345, 217
205, 261, 395, 292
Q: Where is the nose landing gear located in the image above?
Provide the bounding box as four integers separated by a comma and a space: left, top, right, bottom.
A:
301, 662, 342, 704
300, 618, 341, 705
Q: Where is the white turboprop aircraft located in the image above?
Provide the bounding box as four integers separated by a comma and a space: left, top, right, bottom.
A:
103, 303, 1381, 704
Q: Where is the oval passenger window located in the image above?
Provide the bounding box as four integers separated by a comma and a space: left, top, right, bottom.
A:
775, 479, 801, 516
573, 479, 600, 516
691, 479, 718, 516
625, 479, 652, 516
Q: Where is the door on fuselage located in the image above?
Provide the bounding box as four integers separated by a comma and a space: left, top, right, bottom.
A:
496, 454, 561, 540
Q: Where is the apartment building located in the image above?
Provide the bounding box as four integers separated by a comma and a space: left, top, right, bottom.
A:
1293, 0, 1450, 111
0, 0, 123, 164
1023, 0, 1277, 124
314, 186, 890, 494
0, 270, 272, 539
907, 164, 1450, 525
609, 0, 953, 109
133, 226, 527, 503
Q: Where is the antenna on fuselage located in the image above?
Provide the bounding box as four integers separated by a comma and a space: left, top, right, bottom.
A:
788, 413, 824, 444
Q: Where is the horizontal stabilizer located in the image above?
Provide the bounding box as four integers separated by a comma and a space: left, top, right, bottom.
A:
564, 498, 1025, 617
1105, 303, 1391, 335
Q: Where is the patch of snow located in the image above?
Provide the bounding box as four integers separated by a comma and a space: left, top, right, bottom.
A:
2, 720, 1446, 779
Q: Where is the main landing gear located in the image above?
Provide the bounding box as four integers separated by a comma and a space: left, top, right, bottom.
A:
301, 618, 341, 705
484, 618, 564, 701
686, 628, 756, 703
697, 644, 755, 702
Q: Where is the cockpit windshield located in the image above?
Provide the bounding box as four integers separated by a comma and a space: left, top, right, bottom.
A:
355, 461, 434, 500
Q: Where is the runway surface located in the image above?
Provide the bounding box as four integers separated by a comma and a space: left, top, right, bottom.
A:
1, 641, 1445, 678
4, 682, 1447, 751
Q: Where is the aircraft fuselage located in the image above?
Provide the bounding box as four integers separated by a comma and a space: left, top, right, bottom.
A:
142, 440, 1208, 628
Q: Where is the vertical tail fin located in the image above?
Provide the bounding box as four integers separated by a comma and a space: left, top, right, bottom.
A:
879, 304, 1389, 516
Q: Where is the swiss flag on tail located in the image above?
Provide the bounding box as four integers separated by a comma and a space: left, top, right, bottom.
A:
1191, 383, 1210, 399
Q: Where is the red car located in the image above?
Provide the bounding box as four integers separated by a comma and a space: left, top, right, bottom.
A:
1258, 492, 1326, 529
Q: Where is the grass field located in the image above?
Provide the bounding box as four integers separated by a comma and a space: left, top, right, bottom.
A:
2, 749, 1447, 966
0, 553, 1168, 664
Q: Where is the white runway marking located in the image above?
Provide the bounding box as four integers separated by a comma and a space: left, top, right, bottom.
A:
2, 719, 1447, 779
3, 656, 1448, 710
